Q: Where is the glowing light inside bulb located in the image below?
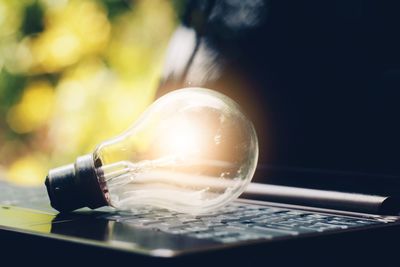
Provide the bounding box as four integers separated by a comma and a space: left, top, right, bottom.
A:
159, 118, 203, 156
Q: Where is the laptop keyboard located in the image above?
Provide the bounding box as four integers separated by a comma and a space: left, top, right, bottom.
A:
0, 180, 386, 244
99, 202, 384, 244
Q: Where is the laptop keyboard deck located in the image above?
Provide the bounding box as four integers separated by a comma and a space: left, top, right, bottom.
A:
0, 180, 387, 245
99, 202, 384, 244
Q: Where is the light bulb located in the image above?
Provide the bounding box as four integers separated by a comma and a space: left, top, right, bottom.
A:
45, 88, 258, 214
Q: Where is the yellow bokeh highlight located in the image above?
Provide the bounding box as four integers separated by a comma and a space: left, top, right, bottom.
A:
0, 1, 25, 74
47, 58, 161, 161
7, 154, 48, 186
31, 0, 110, 72
0, 0, 23, 37
7, 80, 54, 133
107, 0, 175, 80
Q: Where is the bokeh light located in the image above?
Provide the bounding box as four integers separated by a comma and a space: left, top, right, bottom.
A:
0, 0, 178, 185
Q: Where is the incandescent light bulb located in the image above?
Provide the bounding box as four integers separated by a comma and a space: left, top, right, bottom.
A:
45, 88, 258, 214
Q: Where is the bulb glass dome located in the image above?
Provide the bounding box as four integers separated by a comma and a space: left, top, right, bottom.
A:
94, 88, 258, 214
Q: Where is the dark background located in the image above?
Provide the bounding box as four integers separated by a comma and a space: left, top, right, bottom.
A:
158, 0, 400, 195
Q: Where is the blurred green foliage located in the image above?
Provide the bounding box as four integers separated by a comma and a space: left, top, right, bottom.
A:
0, 0, 178, 185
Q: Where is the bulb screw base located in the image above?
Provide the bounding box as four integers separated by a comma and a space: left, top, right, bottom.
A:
45, 154, 109, 212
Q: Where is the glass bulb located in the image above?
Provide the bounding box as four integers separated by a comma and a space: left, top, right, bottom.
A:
45, 88, 258, 214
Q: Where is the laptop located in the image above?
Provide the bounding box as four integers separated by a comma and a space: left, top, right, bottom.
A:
2, 0, 400, 265
0, 176, 399, 265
